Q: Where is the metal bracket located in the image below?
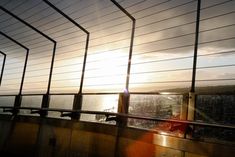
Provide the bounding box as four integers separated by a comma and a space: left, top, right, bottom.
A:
3, 108, 14, 114
60, 111, 79, 119
30, 109, 42, 115
105, 115, 121, 123
3, 107, 19, 115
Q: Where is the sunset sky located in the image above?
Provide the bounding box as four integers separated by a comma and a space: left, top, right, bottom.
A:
0, 0, 234, 95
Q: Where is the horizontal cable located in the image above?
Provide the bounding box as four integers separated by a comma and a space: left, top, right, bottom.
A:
5, 16, 234, 62
3, 38, 235, 73
3, 0, 231, 50
130, 78, 235, 85
131, 49, 235, 66
0, 0, 134, 45
2, 47, 234, 82
0, 0, 234, 94
5, 9, 234, 58
0, 0, 28, 17
1, 0, 195, 48
134, 36, 235, 56
1, 1, 233, 61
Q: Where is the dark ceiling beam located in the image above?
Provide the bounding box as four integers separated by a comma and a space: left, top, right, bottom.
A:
110, 0, 136, 116
0, 6, 57, 96
110, 0, 136, 91
0, 6, 58, 116
42, 0, 90, 119
42, 0, 90, 95
0, 31, 29, 111
0, 31, 29, 95
0, 51, 6, 86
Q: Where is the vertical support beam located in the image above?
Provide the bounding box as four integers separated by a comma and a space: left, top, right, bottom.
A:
0, 31, 29, 114
110, 1, 135, 156
187, 92, 196, 121
180, 94, 188, 120
188, 0, 201, 121
117, 92, 129, 125
42, 0, 90, 120
111, 0, 136, 118
191, 0, 201, 93
0, 6, 57, 117
72, 94, 82, 119
0, 51, 6, 86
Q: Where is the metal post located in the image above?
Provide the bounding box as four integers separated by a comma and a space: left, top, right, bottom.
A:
111, 0, 135, 91
42, 0, 90, 120
186, 0, 201, 140
110, 1, 135, 156
0, 31, 29, 114
180, 95, 188, 120
111, 0, 135, 116
0, 6, 57, 117
188, 0, 201, 121
0, 51, 6, 86
191, 0, 201, 93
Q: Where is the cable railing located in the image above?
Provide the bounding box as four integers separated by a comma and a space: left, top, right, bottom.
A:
0, 0, 195, 48
1, 0, 231, 50
0, 1, 234, 144
4, 10, 234, 59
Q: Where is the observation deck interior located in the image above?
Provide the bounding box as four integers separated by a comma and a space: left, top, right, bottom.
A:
0, 0, 234, 156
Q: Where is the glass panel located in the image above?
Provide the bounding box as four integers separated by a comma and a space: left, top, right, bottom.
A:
128, 94, 183, 136
0, 96, 15, 106
194, 95, 235, 144
20, 96, 42, 115
80, 95, 118, 124
48, 95, 74, 118
0, 96, 15, 114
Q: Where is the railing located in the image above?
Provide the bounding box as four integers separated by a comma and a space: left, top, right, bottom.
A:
1, 106, 234, 130
0, 0, 235, 144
